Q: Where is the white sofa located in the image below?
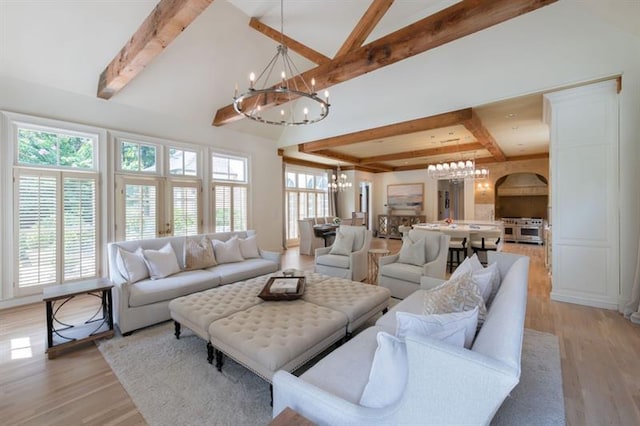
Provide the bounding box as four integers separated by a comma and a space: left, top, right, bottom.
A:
273, 251, 530, 425
107, 230, 281, 334
378, 229, 450, 299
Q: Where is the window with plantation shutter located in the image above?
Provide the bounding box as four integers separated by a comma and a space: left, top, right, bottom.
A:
172, 183, 200, 236
17, 173, 58, 288
284, 167, 329, 245
15, 170, 99, 292
63, 175, 97, 281
123, 181, 158, 241
212, 153, 249, 233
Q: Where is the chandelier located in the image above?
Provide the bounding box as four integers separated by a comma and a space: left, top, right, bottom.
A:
427, 160, 489, 181
232, 0, 329, 126
330, 167, 352, 192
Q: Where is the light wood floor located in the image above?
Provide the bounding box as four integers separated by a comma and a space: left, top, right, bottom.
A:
1, 240, 639, 425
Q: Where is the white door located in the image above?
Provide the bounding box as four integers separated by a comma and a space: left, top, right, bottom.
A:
545, 80, 619, 309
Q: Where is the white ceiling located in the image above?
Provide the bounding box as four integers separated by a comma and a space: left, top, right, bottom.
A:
1, 0, 638, 169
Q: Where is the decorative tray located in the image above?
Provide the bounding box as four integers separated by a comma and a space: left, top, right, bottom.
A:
259, 276, 306, 301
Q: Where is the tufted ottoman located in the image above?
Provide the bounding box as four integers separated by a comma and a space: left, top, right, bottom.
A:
302, 277, 390, 334
168, 275, 270, 361
208, 300, 348, 382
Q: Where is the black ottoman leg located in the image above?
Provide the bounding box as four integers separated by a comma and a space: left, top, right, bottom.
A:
174, 321, 181, 339
215, 349, 224, 372
207, 342, 214, 364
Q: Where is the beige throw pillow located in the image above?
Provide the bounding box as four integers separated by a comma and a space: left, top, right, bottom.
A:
423, 271, 487, 329
185, 236, 217, 270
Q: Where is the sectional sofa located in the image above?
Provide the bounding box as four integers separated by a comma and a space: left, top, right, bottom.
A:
107, 230, 281, 334
273, 251, 530, 425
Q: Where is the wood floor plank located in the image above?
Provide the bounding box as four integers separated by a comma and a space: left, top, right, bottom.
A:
0, 240, 638, 425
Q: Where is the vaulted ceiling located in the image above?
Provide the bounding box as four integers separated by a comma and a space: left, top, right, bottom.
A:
1, 0, 638, 172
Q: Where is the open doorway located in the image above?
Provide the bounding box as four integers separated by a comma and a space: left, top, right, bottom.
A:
359, 182, 371, 229
437, 180, 465, 220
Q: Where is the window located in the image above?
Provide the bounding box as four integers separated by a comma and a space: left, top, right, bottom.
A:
212, 153, 249, 232
120, 140, 157, 172
169, 148, 197, 176
285, 167, 329, 242
115, 138, 202, 240
18, 127, 95, 169
13, 122, 100, 293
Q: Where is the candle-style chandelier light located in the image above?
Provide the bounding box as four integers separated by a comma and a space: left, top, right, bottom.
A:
329, 166, 352, 192
427, 160, 489, 181
232, 0, 329, 126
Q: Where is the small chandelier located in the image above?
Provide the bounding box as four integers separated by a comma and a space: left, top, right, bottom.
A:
232, 0, 329, 126
427, 160, 489, 181
330, 167, 352, 192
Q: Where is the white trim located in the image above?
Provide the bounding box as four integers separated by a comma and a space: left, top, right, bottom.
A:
550, 291, 618, 311
0, 294, 43, 310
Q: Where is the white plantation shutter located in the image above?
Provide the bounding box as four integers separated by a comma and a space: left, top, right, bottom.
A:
17, 173, 58, 288
124, 182, 158, 240
172, 183, 200, 236
214, 185, 231, 232
233, 186, 247, 231
213, 184, 247, 232
63, 176, 97, 281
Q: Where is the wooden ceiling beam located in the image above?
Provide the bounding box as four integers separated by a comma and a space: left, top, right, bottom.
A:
463, 110, 506, 161
334, 0, 395, 58
213, 0, 557, 126
299, 109, 472, 153
248, 18, 331, 65
310, 149, 394, 172
474, 152, 549, 164
97, 0, 214, 99
360, 142, 485, 164
282, 156, 333, 170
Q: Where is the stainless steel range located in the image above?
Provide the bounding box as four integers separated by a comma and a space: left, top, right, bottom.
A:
502, 217, 544, 245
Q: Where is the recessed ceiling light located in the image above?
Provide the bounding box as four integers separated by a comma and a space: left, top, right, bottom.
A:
430, 135, 435, 139
512, 126, 519, 130
517, 143, 524, 146
506, 113, 517, 118
448, 131, 454, 135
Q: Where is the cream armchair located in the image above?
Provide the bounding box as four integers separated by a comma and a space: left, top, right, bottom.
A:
298, 218, 324, 256
314, 225, 372, 281
378, 229, 449, 299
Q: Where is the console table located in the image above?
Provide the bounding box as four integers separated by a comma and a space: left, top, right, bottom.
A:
377, 214, 425, 239
43, 278, 114, 359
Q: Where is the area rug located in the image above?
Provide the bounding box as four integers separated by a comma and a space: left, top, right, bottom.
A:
98, 324, 565, 425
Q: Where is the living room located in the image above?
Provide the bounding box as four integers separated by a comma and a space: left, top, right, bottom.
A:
1, 0, 640, 425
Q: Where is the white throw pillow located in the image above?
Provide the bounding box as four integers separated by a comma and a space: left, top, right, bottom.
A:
423, 271, 487, 330
395, 307, 479, 349
212, 236, 245, 264
142, 243, 181, 280
239, 235, 260, 259
359, 328, 465, 408
398, 237, 426, 266
116, 247, 149, 283
329, 230, 355, 256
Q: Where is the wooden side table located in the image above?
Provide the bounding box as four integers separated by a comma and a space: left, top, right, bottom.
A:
43, 278, 114, 359
368, 248, 390, 285
269, 407, 315, 426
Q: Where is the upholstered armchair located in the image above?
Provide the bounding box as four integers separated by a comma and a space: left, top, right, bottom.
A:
298, 218, 324, 256
378, 229, 450, 299
314, 225, 372, 282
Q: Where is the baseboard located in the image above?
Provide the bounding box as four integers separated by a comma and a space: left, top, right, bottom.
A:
550, 291, 618, 310
0, 294, 42, 310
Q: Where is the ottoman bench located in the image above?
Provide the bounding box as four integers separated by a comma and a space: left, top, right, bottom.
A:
208, 300, 348, 381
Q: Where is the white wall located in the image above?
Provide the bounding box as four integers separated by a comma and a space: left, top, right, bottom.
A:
0, 76, 284, 303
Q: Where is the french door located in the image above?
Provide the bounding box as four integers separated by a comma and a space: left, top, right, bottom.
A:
115, 176, 201, 241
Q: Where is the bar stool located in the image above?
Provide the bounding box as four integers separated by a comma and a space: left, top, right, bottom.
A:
448, 237, 467, 273
470, 229, 501, 265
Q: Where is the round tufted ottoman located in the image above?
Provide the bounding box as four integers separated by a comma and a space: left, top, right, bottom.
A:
302, 277, 391, 333
208, 300, 348, 382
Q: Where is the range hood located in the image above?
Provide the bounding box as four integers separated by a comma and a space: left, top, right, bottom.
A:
497, 173, 548, 196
